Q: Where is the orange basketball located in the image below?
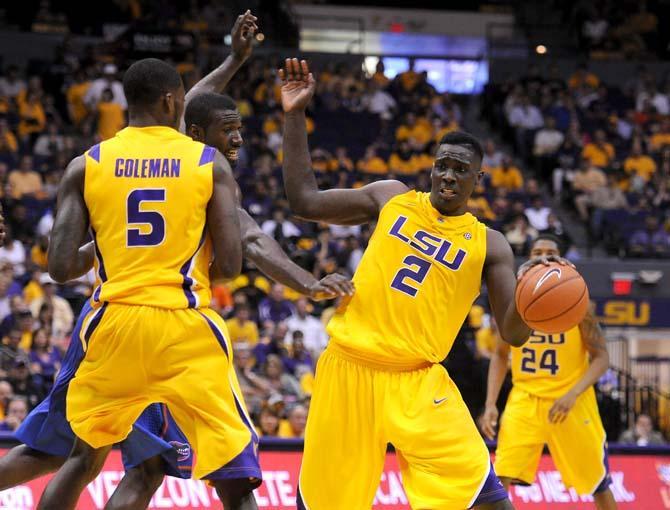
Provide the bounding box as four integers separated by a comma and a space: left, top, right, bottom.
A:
515, 262, 590, 334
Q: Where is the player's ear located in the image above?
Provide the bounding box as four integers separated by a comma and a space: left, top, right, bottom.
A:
188, 124, 204, 141
163, 92, 174, 115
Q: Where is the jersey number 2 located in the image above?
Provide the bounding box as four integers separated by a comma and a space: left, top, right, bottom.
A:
390, 255, 431, 297
127, 189, 166, 247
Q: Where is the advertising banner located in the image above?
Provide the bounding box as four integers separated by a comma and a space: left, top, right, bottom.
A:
2, 449, 669, 509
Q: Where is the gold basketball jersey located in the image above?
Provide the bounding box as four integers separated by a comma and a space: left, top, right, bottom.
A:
327, 190, 487, 367
83, 126, 216, 309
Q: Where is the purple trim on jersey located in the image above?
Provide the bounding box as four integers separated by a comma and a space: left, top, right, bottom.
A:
199, 311, 257, 439
197, 311, 262, 482
471, 463, 508, 507
197, 310, 229, 357
179, 229, 206, 308
83, 303, 107, 348
594, 443, 612, 494
88, 143, 101, 163
202, 440, 262, 482
90, 228, 107, 303
198, 145, 216, 166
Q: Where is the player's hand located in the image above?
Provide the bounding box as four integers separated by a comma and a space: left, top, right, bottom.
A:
279, 59, 316, 113
548, 390, 578, 424
480, 404, 499, 440
517, 255, 574, 280
308, 273, 354, 301
231, 10, 258, 61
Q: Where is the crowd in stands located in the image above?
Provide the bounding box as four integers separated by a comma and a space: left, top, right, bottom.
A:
482, 61, 670, 257
0, 19, 666, 443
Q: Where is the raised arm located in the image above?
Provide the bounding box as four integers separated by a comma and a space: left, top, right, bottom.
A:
548, 306, 609, 423
281, 58, 407, 225
180, 11, 258, 131
48, 156, 92, 283
484, 229, 531, 347
481, 337, 511, 440
207, 152, 243, 279
238, 208, 353, 299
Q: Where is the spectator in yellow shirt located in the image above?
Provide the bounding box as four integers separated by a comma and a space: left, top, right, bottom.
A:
388, 141, 419, 175
396, 61, 420, 93
412, 152, 434, 172
467, 194, 496, 221
395, 112, 432, 149
8, 155, 43, 200
432, 116, 459, 143
0, 118, 18, 158
624, 141, 657, 182
262, 112, 281, 135
650, 119, 670, 152
491, 156, 524, 191
568, 64, 600, 90
96, 88, 125, 141
66, 70, 91, 126
357, 147, 388, 175
278, 404, 308, 438
582, 129, 615, 168
475, 321, 501, 360
311, 148, 332, 173
17, 91, 45, 142
371, 61, 389, 88
329, 146, 354, 172
30, 236, 48, 270
225, 305, 260, 347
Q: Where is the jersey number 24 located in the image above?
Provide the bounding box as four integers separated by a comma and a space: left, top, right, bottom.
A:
520, 333, 565, 375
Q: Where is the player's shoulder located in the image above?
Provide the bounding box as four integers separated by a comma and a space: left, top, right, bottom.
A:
363, 179, 410, 211
484, 228, 514, 262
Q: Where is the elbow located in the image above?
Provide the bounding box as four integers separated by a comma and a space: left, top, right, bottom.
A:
286, 198, 313, 220
500, 330, 529, 347
214, 260, 242, 280
47, 263, 70, 284
214, 250, 243, 280
505, 337, 528, 348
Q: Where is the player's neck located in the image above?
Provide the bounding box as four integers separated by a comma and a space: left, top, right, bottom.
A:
128, 112, 174, 129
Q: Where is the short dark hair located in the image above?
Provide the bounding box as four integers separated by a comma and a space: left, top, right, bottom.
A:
123, 58, 182, 109
184, 92, 238, 130
438, 131, 484, 162
532, 233, 564, 255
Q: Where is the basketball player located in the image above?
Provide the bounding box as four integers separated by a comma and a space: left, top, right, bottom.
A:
35, 58, 255, 510
3, 15, 350, 508
481, 234, 617, 509
279, 58, 567, 509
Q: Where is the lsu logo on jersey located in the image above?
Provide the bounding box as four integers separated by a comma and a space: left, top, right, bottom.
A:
388, 215, 467, 297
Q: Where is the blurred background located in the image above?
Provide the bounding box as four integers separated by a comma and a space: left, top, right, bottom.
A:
0, 1, 668, 507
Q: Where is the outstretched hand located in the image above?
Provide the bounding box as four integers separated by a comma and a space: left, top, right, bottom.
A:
279, 58, 316, 113
231, 10, 258, 61
308, 273, 355, 301
517, 254, 574, 280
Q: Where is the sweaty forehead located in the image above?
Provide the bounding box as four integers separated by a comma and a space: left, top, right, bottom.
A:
213, 109, 241, 125
435, 144, 475, 165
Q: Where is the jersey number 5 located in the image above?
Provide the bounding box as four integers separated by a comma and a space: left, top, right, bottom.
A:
390, 255, 431, 297
127, 189, 166, 247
